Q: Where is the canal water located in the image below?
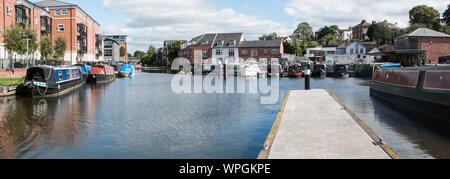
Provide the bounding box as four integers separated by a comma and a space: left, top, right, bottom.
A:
1, 72, 449, 159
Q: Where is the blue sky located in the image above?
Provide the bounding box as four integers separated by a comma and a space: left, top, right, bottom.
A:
32, 0, 449, 53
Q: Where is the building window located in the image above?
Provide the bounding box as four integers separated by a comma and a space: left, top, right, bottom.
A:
242, 49, 248, 55
202, 50, 208, 59
57, 24, 64, 32
6, 4, 11, 16
350, 48, 354, 54
229, 40, 235, 46
264, 49, 268, 54
251, 49, 258, 57
360, 48, 364, 54
229, 49, 235, 57
217, 40, 224, 46
216, 49, 222, 55
35, 16, 38, 25
62, 9, 67, 15
55, 9, 60, 16
271, 49, 278, 55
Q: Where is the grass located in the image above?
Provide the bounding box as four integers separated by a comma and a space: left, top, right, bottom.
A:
0, 76, 25, 86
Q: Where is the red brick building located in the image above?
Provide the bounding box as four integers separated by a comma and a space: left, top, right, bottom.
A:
393, 28, 450, 65
352, 20, 371, 41
238, 40, 283, 64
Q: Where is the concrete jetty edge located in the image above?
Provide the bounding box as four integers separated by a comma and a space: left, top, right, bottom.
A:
257, 89, 401, 159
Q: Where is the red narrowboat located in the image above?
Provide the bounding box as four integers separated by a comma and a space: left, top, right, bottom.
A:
88, 64, 116, 83
369, 65, 450, 122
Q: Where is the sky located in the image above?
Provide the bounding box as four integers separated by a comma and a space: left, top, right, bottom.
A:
31, 0, 449, 54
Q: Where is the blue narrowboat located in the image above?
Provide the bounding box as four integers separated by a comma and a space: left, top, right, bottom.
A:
74, 64, 92, 82
119, 64, 136, 77
17, 65, 84, 97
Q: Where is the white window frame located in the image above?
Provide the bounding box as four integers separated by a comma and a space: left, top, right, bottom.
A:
271, 49, 278, 55
251, 49, 258, 57
6, 4, 11, 16
216, 49, 222, 55
62, 9, 67, 15
229, 49, 235, 57
264, 49, 268, 54
57, 24, 64, 32
55, 9, 60, 16
35, 16, 38, 25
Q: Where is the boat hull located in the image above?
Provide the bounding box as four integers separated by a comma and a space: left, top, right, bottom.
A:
370, 81, 450, 122
119, 71, 130, 77
18, 78, 84, 98
88, 74, 115, 83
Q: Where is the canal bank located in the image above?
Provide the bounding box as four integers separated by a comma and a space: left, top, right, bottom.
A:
1, 73, 449, 159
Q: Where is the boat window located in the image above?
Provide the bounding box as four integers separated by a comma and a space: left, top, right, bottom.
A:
58, 71, 63, 81
67, 71, 71, 79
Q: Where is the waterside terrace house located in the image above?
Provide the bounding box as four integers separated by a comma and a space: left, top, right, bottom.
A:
35, 0, 102, 64
179, 33, 223, 65
337, 42, 366, 55
238, 40, 283, 65
211, 33, 243, 65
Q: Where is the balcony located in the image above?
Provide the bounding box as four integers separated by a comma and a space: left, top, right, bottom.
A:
77, 31, 87, 39
78, 45, 87, 53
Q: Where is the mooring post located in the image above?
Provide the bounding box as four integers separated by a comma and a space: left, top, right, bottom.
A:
305, 69, 311, 90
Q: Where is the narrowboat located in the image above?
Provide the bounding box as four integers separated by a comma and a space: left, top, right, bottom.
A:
88, 64, 116, 83
334, 64, 349, 78
119, 64, 136, 77
17, 65, 84, 97
369, 66, 450, 122
74, 64, 91, 83
312, 64, 326, 78
288, 64, 304, 78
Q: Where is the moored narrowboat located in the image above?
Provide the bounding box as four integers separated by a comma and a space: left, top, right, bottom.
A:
334, 64, 349, 78
119, 64, 136, 77
288, 64, 304, 78
369, 66, 450, 122
17, 65, 84, 97
88, 64, 116, 83
312, 64, 326, 78
74, 64, 92, 83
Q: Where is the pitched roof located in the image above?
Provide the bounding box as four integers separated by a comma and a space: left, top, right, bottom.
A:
398, 28, 450, 38
212, 33, 243, 47
239, 40, 282, 48
35, 0, 75, 7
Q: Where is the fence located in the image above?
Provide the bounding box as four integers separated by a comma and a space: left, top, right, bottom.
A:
0, 58, 72, 69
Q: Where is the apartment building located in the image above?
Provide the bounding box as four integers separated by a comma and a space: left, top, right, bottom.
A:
103, 37, 120, 62
0, 0, 52, 68
238, 40, 284, 64
35, 0, 102, 64
104, 35, 127, 62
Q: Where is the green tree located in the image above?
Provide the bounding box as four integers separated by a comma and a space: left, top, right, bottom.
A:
409, 5, 441, 29
134, 50, 145, 59
168, 40, 182, 65
40, 35, 53, 60
4, 24, 38, 55
316, 25, 339, 40
54, 36, 67, 60
293, 22, 313, 38
259, 32, 278, 40
319, 34, 338, 46
119, 46, 126, 58
443, 4, 450, 25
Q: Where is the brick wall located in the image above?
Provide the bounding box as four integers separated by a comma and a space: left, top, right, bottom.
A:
0, 68, 26, 78
420, 37, 450, 64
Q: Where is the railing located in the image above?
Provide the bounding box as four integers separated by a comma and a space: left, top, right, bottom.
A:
78, 45, 88, 53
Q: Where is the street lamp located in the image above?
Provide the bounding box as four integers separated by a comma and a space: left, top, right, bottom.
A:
22, 34, 33, 68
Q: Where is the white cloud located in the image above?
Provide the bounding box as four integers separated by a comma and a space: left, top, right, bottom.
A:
284, 0, 449, 30
101, 0, 291, 53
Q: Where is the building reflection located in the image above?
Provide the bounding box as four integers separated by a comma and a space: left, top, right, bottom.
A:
0, 86, 98, 159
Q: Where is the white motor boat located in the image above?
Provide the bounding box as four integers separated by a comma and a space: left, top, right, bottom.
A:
240, 60, 260, 77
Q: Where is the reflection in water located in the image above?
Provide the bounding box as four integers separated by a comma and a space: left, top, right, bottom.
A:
0, 72, 449, 159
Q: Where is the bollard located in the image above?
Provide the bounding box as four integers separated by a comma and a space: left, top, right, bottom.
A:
305, 69, 311, 90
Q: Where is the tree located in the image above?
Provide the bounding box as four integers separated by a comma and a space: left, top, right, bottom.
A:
443, 4, 450, 25
119, 46, 126, 58
293, 22, 313, 38
409, 5, 441, 29
134, 50, 145, 59
318, 34, 338, 46
259, 32, 278, 40
54, 36, 67, 60
3, 24, 38, 55
316, 25, 339, 40
40, 35, 53, 60
168, 40, 182, 65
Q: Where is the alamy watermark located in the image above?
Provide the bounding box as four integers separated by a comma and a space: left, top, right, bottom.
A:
170, 57, 280, 105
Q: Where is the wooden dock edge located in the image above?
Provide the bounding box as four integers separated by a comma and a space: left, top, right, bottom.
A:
257, 90, 291, 159
325, 89, 402, 159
